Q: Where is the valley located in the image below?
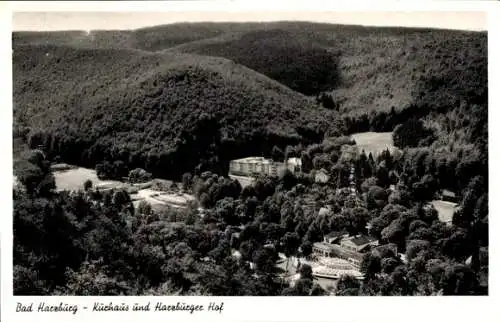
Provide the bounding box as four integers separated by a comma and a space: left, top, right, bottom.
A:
12, 20, 488, 297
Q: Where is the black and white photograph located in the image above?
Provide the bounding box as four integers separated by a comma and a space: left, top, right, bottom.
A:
8, 6, 490, 300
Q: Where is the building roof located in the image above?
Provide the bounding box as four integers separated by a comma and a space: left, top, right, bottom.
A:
313, 242, 337, 252
324, 231, 347, 239
442, 189, 457, 197
231, 156, 271, 163
344, 235, 378, 246
313, 242, 364, 262
287, 157, 302, 166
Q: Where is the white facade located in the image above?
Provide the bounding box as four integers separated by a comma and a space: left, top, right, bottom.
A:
286, 157, 302, 172
229, 156, 298, 177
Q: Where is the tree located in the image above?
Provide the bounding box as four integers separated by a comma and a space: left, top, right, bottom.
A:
293, 278, 314, 295
199, 192, 211, 209
128, 168, 152, 184
388, 188, 412, 208
112, 190, 132, 209
64, 261, 131, 295
13, 265, 48, 295
406, 240, 431, 262
376, 162, 390, 188
96, 161, 112, 180
300, 151, 313, 173
412, 175, 437, 202
409, 220, 428, 233
361, 177, 378, 193
442, 264, 477, 295
137, 200, 152, 216
83, 179, 93, 191
253, 247, 277, 274
113, 160, 129, 179
14, 150, 55, 197
279, 169, 297, 191
299, 264, 313, 280
368, 204, 407, 239
262, 222, 283, 244
310, 283, 327, 295
284, 145, 296, 160
281, 232, 300, 271
407, 227, 432, 241
300, 241, 313, 258
271, 145, 284, 162
335, 274, 361, 296
393, 118, 434, 148
214, 197, 238, 226
441, 227, 472, 262
366, 185, 388, 210
381, 220, 406, 251
381, 257, 399, 274
181, 172, 193, 191
360, 253, 381, 278
318, 93, 337, 110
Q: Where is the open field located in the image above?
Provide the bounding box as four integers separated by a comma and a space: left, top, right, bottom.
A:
430, 200, 459, 225
53, 167, 123, 191
53, 167, 196, 211
351, 132, 396, 157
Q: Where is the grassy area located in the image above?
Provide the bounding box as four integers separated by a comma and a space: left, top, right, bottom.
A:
351, 132, 396, 156
430, 200, 458, 225
53, 167, 122, 191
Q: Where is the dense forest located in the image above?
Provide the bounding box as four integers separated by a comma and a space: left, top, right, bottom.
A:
13, 44, 335, 179
13, 138, 488, 295
13, 22, 486, 180
13, 21, 487, 296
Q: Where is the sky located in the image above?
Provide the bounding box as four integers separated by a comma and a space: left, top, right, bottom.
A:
12, 11, 487, 32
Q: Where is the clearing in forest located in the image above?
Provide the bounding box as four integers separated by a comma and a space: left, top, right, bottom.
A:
350, 132, 396, 157
430, 200, 459, 225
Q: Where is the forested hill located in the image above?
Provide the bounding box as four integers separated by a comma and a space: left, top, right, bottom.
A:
13, 44, 336, 179
13, 22, 487, 105
13, 22, 487, 180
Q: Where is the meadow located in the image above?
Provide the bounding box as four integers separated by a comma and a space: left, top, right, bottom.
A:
53, 167, 123, 191
350, 132, 396, 156
430, 200, 459, 225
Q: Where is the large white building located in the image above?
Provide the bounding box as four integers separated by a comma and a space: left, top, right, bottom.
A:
229, 156, 302, 178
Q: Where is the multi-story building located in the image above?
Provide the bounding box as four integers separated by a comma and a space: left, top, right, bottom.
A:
229, 156, 301, 178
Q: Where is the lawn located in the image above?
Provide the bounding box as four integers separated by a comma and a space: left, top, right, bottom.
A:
430, 200, 459, 225
350, 132, 396, 157
53, 167, 123, 191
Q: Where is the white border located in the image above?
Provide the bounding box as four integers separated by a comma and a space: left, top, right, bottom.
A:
2, 1, 499, 322
5, 1, 500, 13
